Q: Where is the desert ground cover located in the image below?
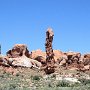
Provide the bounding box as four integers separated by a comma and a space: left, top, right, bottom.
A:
0, 66, 90, 90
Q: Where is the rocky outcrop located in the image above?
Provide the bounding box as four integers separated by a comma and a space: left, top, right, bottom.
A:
0, 55, 9, 66
65, 51, 81, 66
0, 29, 90, 73
8, 55, 32, 67
30, 49, 46, 65
83, 54, 90, 65
0, 55, 42, 69
1, 44, 42, 69
30, 49, 64, 65
6, 44, 30, 58
34, 56, 46, 66
8, 55, 42, 69
78, 54, 90, 71
58, 54, 68, 66
30, 49, 46, 59
53, 50, 64, 63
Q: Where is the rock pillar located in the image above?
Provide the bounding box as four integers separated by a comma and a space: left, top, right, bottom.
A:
44, 28, 55, 74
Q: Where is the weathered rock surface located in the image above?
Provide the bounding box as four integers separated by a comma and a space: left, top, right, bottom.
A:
53, 50, 64, 63
30, 49, 46, 59
31, 49, 64, 64
34, 56, 46, 66
30, 49, 46, 65
0, 31, 90, 73
8, 55, 42, 69
44, 28, 55, 74
65, 51, 81, 66
7, 44, 30, 58
8, 55, 32, 67
83, 54, 90, 65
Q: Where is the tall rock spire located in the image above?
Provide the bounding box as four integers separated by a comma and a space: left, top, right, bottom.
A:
44, 28, 55, 74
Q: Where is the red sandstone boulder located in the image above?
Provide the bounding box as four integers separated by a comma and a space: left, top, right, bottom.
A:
30, 49, 66, 65
6, 44, 30, 58
83, 54, 90, 65
8, 55, 42, 69
0, 55, 10, 66
30, 49, 46, 65
31, 49, 46, 59
65, 51, 81, 65
53, 50, 65, 63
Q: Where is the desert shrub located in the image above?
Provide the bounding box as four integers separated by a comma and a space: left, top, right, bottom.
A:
31, 75, 41, 81
56, 81, 70, 87
48, 83, 52, 87
51, 74, 56, 78
0, 74, 4, 78
79, 78, 90, 85
70, 82, 81, 87
9, 84, 17, 90
15, 73, 20, 77
4, 72, 11, 77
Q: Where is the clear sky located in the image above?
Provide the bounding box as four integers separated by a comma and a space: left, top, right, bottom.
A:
0, 0, 90, 55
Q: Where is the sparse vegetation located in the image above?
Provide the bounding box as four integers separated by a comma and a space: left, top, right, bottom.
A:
56, 81, 70, 87
0, 66, 90, 90
31, 75, 41, 81
78, 78, 90, 85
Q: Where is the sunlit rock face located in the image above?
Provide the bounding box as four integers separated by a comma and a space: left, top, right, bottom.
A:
83, 54, 90, 65
8, 55, 42, 69
30, 49, 46, 59
5, 44, 42, 68
6, 44, 30, 58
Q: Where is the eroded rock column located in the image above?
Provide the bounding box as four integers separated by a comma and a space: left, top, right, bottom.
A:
44, 28, 55, 74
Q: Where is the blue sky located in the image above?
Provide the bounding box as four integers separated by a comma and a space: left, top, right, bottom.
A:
0, 0, 90, 55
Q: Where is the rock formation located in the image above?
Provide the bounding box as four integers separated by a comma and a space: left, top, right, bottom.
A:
7, 44, 30, 58
30, 49, 46, 59
0, 29, 90, 73
2, 44, 42, 69
8, 55, 42, 69
30, 49, 64, 65
83, 54, 90, 65
44, 28, 55, 74
53, 50, 65, 64
65, 52, 81, 65
0, 56, 9, 66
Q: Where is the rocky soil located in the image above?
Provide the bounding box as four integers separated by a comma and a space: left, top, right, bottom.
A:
0, 66, 90, 90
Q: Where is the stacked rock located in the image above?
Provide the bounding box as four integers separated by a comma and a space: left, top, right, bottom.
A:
44, 28, 55, 74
